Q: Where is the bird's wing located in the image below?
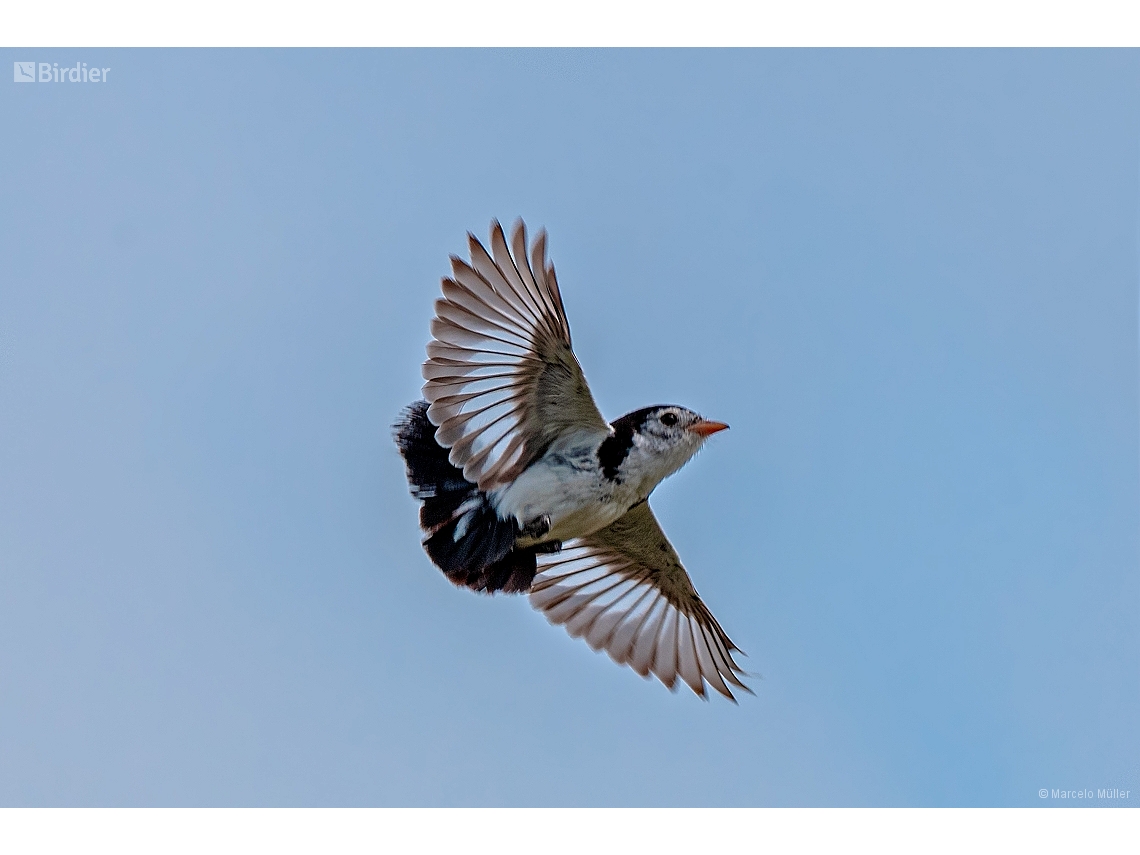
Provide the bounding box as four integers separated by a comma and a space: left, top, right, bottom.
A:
530, 501, 749, 700
422, 219, 609, 491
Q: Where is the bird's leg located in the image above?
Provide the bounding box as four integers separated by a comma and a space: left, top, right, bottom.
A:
520, 514, 551, 539
520, 514, 560, 553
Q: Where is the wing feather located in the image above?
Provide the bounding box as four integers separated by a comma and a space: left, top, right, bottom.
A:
654, 611, 680, 690
676, 617, 704, 697
468, 235, 545, 329
530, 502, 748, 701
608, 584, 658, 665
629, 596, 667, 677
421, 219, 608, 490
433, 299, 534, 348
448, 258, 537, 332
491, 223, 561, 342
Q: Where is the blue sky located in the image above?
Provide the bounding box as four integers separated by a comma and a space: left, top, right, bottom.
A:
0, 49, 1137, 806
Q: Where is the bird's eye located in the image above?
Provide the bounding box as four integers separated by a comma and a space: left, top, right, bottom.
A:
660, 412, 678, 427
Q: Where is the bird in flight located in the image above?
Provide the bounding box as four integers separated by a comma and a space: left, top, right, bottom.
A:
394, 219, 748, 700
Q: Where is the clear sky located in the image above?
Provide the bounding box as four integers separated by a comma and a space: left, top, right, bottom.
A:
1, 49, 1137, 807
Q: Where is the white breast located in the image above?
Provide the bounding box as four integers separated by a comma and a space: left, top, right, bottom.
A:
490, 433, 639, 544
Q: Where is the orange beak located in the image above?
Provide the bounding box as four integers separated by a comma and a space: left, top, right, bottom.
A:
687, 419, 729, 437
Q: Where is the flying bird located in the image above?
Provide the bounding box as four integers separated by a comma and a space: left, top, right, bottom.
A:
394, 219, 748, 700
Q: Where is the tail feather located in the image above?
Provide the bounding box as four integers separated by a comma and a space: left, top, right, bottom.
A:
394, 401, 536, 593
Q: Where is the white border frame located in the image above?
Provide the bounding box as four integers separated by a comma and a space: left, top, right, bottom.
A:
3, 0, 1140, 47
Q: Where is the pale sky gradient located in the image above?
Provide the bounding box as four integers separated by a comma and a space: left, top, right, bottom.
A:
1, 49, 1137, 806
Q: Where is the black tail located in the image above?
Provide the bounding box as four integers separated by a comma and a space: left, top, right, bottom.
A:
393, 401, 537, 594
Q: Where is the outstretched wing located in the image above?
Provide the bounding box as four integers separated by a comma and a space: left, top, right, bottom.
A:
422, 219, 609, 491
530, 502, 749, 700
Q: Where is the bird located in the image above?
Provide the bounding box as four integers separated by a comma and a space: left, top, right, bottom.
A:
393, 218, 749, 700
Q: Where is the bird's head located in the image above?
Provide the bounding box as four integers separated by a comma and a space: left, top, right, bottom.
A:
604, 405, 728, 494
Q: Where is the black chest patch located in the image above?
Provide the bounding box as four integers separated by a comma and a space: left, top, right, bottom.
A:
597, 406, 659, 481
